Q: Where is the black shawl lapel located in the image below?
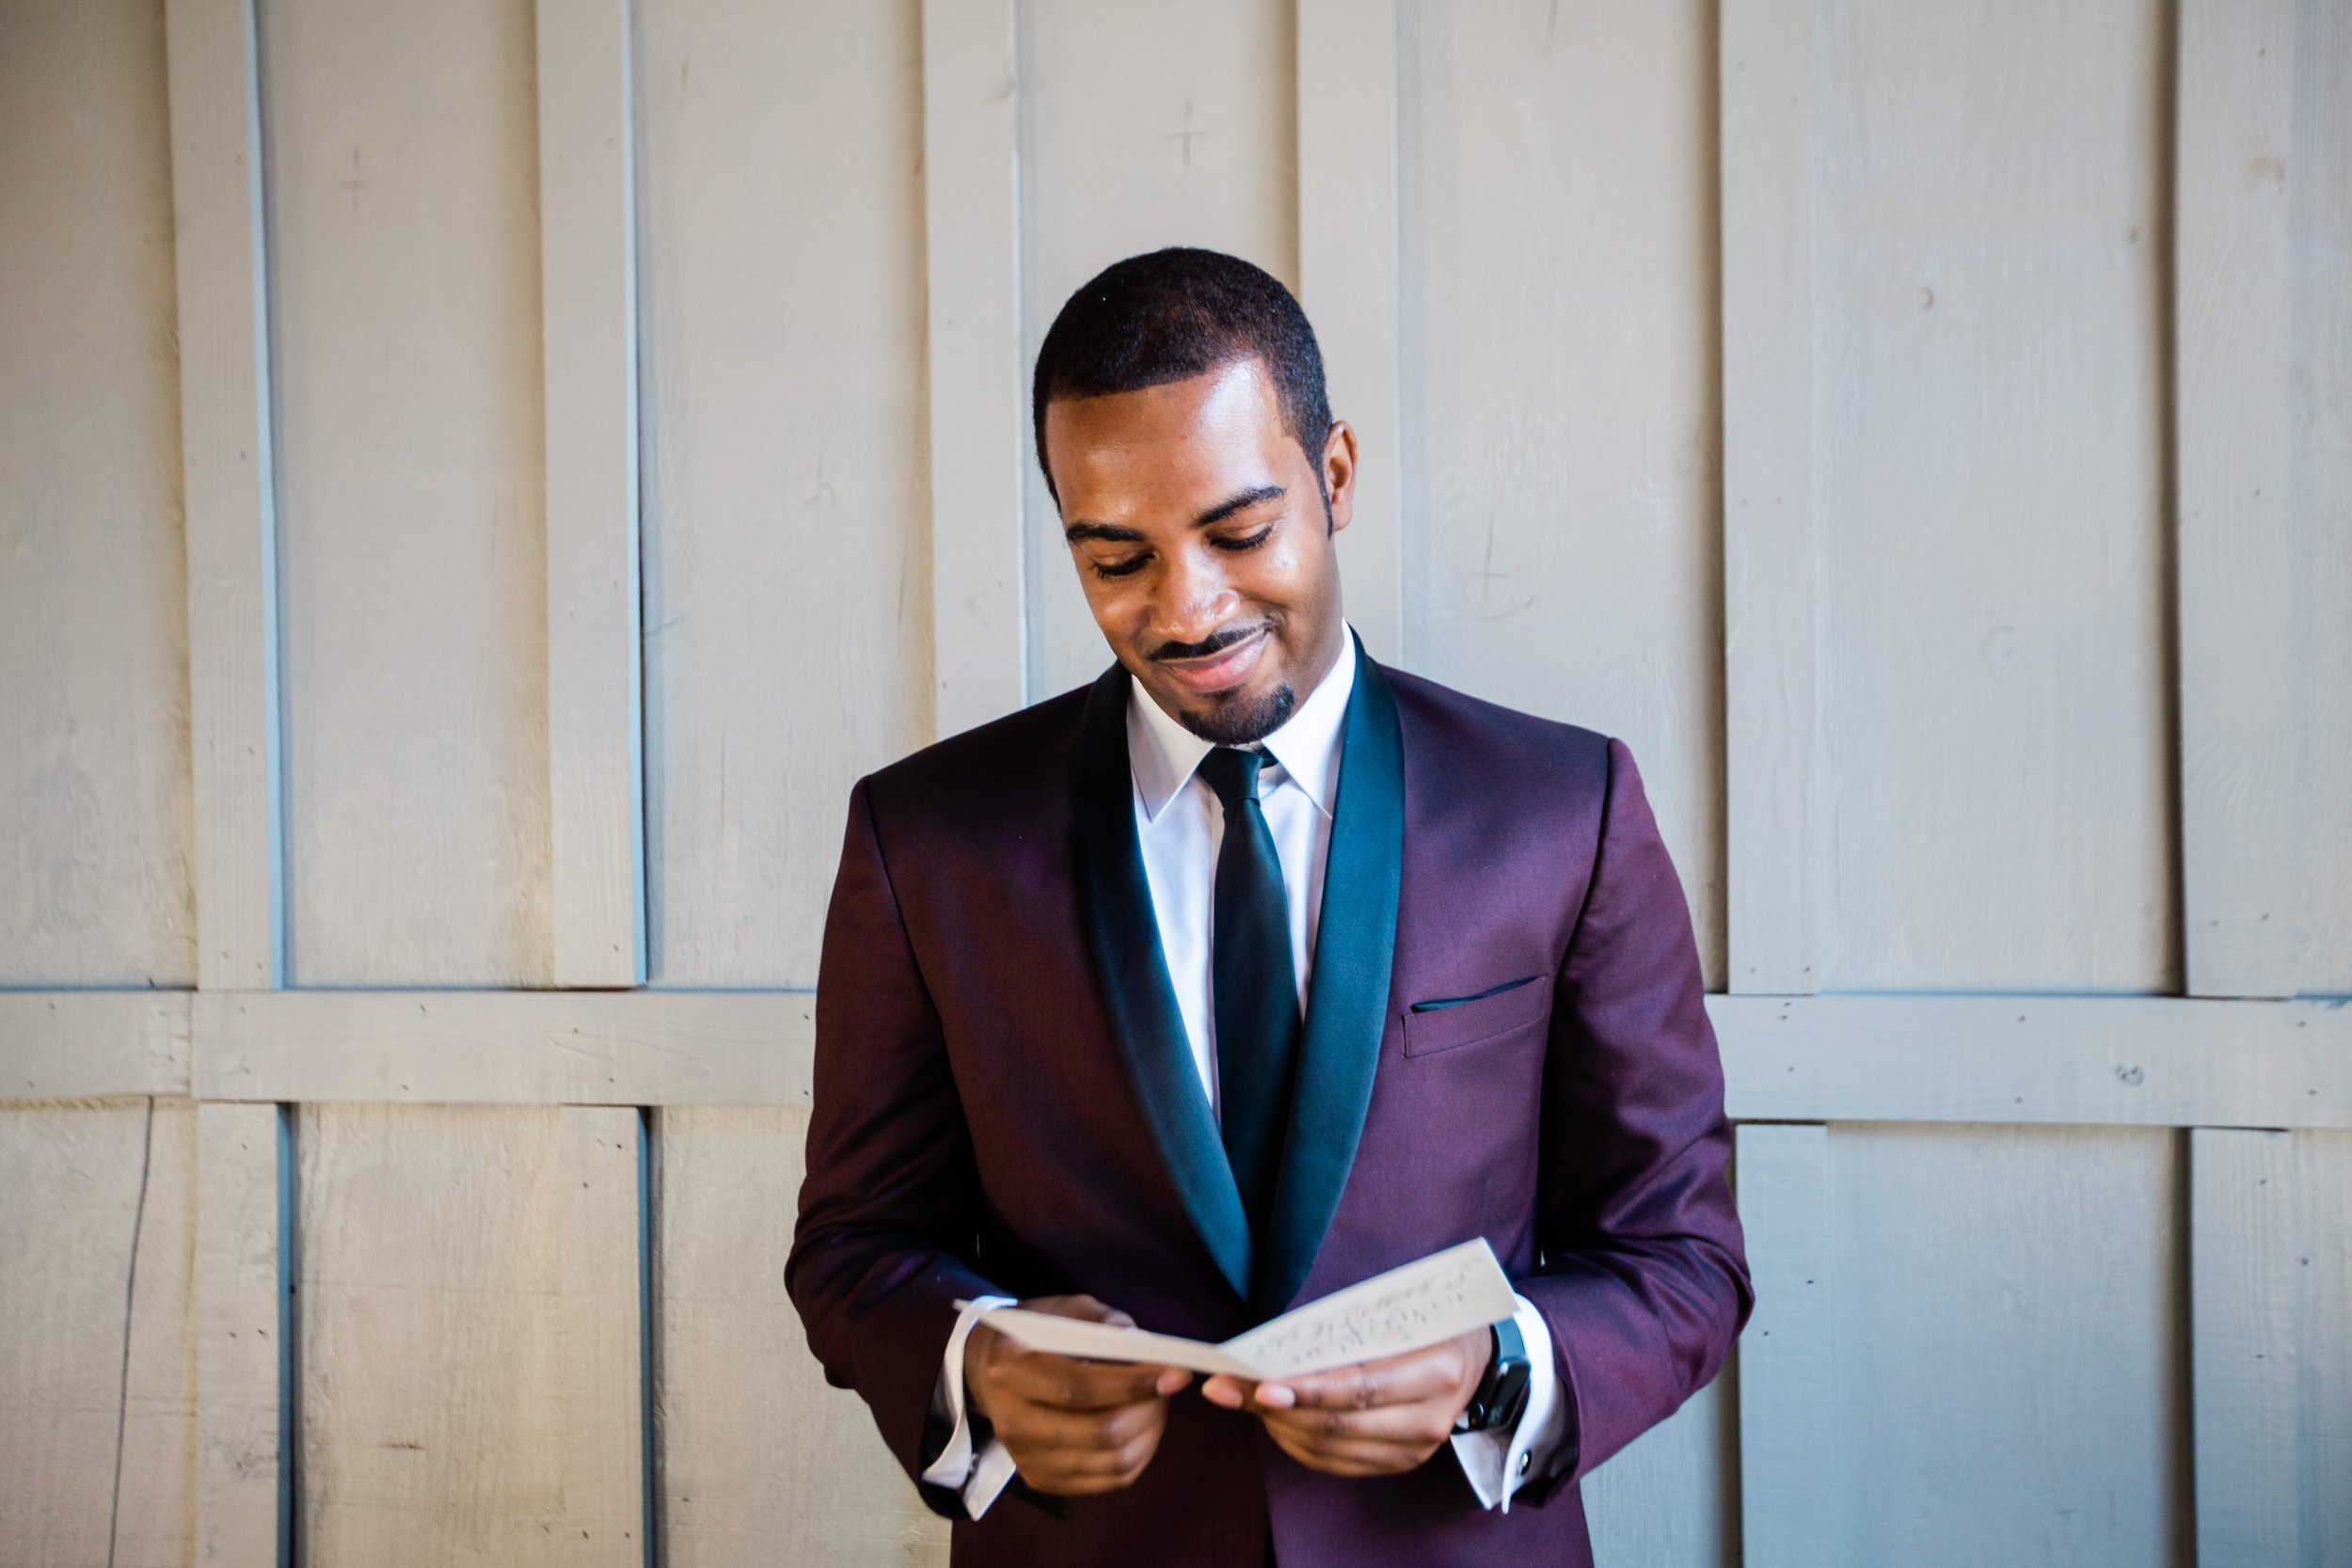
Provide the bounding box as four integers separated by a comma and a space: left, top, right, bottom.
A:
1254, 634, 1406, 1315
1072, 665, 1254, 1299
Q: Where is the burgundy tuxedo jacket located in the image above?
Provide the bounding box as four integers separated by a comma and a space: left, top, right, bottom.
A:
787, 643, 1751, 1567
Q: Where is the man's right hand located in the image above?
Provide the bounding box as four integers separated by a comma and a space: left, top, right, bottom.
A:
963, 1294, 1191, 1497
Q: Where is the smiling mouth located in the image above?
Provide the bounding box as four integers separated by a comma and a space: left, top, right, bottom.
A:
1152, 625, 1270, 695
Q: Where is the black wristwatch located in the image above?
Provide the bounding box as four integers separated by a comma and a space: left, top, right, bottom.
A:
1457, 1316, 1532, 1433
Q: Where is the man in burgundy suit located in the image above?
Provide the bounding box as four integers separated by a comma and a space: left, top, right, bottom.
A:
787, 248, 1749, 1566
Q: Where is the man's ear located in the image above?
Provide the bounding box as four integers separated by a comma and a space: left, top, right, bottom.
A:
1320, 420, 1358, 535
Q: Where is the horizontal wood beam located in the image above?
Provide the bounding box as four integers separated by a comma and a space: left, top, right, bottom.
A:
190, 990, 814, 1105
6, 990, 2346, 1121
0, 991, 192, 1098
1714, 993, 2351, 1129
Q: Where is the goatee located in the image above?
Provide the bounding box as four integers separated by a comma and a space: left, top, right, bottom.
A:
1177, 681, 1296, 746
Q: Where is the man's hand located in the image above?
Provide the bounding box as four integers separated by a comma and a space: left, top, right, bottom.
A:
963, 1295, 1191, 1497
1198, 1325, 1492, 1477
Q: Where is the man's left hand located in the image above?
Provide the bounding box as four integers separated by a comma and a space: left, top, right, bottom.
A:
1198, 1325, 1492, 1477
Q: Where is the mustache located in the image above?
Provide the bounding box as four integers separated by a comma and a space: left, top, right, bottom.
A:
1147, 623, 1267, 663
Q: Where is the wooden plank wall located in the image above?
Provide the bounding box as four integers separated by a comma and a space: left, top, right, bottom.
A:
1, 0, 2347, 1565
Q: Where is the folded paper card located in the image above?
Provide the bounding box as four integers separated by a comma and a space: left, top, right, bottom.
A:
969, 1238, 1518, 1381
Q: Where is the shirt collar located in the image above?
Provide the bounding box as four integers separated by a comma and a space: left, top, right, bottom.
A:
1126, 625, 1358, 824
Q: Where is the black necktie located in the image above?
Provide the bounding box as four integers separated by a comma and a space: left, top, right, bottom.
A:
1196, 746, 1304, 1255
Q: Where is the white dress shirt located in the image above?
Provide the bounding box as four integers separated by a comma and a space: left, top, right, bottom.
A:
923, 626, 1567, 1516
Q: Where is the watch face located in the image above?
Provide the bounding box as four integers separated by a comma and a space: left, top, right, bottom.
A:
1466, 1319, 1530, 1431
1489, 1360, 1532, 1432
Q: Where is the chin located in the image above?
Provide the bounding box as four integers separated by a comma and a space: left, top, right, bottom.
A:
1175, 679, 1296, 746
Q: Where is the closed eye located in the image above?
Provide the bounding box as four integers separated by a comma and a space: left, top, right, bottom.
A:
1089, 554, 1151, 579
1212, 524, 1275, 553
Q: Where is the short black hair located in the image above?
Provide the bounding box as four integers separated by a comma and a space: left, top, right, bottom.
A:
1031, 246, 1332, 504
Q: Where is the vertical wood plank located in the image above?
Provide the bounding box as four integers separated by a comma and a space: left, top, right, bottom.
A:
540, 0, 648, 987
0, 1103, 173, 1566
300, 1105, 567, 1567
1296, 0, 1403, 662
1398, 0, 1726, 988
2189, 1126, 2302, 1567
2177, 0, 2305, 998
1581, 1371, 1736, 1568
1811, 0, 2172, 992
924, 0, 1027, 737
1017, 0, 1300, 698
1823, 1125, 2185, 1564
266, 0, 552, 987
657, 1107, 946, 1566
196, 1101, 283, 1567
1734, 1122, 1836, 1568
560, 1107, 648, 1566
1719, 0, 1819, 995
166, 0, 282, 990
1, 0, 194, 989
113, 1101, 199, 1568
2300, 0, 2352, 998
636, 0, 931, 986
2298, 1132, 2352, 1561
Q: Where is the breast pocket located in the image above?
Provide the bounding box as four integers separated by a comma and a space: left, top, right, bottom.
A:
1401, 974, 1551, 1057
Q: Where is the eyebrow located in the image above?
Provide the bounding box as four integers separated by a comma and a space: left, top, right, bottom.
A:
1062, 484, 1286, 546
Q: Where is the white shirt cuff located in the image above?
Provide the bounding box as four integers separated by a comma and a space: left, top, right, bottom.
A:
921, 1295, 1020, 1518
1448, 1292, 1566, 1513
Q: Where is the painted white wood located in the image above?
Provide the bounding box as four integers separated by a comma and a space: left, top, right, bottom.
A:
1, 0, 196, 988
560, 1107, 648, 1566
1822, 1125, 2185, 1565
2300, 0, 2352, 998
1399, 0, 1725, 989
1733, 1122, 1836, 1568
539, 0, 649, 989
263, 0, 552, 987
1296, 0, 1403, 664
0, 991, 191, 1100
193, 988, 815, 1105
114, 1101, 199, 1568
1713, 992, 2352, 1130
656, 1106, 948, 1566
2299, 1131, 2352, 1563
1581, 1370, 1735, 1568
635, 0, 931, 987
1813, 0, 2174, 992
2177, 0, 2306, 1000
924, 0, 1028, 738
1019, 0, 1301, 699
195, 1101, 283, 1567
299, 1104, 570, 1567
1718, 0, 1819, 996
167, 0, 282, 992
2190, 1127, 2302, 1567
0, 1101, 193, 1567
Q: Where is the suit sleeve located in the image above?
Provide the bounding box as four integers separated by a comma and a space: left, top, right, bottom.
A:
1513, 735, 1754, 1502
786, 776, 1005, 1517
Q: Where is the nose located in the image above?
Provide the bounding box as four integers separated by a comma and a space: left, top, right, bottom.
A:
1150, 543, 1238, 647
